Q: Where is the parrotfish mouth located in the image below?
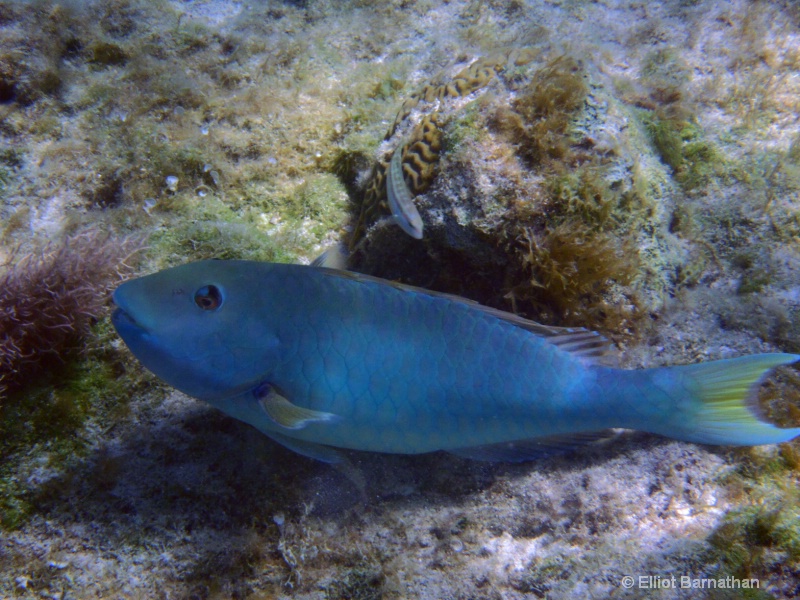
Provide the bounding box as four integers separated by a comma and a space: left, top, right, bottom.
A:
111, 289, 146, 336
111, 307, 140, 331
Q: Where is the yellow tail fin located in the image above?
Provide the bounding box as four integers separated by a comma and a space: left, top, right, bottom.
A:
666, 353, 800, 446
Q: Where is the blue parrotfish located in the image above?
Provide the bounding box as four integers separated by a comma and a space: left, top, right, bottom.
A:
112, 260, 800, 463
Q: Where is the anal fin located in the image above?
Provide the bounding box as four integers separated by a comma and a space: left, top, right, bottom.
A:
266, 431, 366, 495
266, 430, 345, 464
448, 430, 617, 462
253, 383, 340, 430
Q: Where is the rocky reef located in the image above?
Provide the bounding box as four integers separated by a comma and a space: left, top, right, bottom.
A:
2, 0, 800, 598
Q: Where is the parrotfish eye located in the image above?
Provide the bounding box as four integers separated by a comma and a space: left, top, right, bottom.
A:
194, 285, 223, 311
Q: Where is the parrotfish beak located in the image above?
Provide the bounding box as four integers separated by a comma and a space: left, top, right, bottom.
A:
111, 305, 141, 335
111, 284, 156, 351
111, 287, 145, 335
111, 282, 184, 392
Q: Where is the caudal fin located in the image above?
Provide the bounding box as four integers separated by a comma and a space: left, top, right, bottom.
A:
658, 353, 800, 446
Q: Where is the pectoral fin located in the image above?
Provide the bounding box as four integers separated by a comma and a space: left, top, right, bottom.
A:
253, 383, 340, 430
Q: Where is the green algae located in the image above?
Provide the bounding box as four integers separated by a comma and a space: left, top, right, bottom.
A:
640, 47, 690, 95
147, 173, 349, 264
0, 166, 9, 195
151, 214, 294, 264
546, 164, 624, 228
0, 148, 22, 199
642, 110, 684, 172
641, 111, 725, 190
279, 173, 350, 234
324, 564, 384, 600
732, 136, 800, 224
444, 102, 486, 152
736, 272, 771, 296
0, 0, 397, 253
709, 441, 800, 588
630, 44, 731, 194
710, 500, 800, 580
513, 553, 575, 595
680, 138, 722, 190
0, 319, 152, 530
88, 40, 128, 67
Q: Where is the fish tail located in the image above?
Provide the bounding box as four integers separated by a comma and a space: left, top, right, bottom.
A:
633, 353, 800, 446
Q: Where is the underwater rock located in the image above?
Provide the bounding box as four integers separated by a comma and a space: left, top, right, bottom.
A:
350, 49, 682, 335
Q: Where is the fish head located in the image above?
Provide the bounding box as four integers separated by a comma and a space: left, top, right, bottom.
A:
112, 260, 280, 402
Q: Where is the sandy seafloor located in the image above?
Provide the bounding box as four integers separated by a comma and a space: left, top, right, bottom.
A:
2, 0, 800, 598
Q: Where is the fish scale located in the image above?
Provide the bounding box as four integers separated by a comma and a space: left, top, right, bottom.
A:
113, 260, 800, 463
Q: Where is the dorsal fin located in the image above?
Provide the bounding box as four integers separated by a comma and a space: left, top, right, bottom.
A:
310, 244, 350, 269
314, 267, 617, 365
